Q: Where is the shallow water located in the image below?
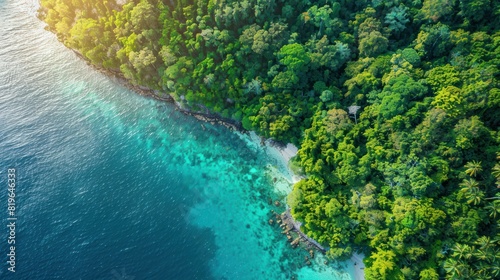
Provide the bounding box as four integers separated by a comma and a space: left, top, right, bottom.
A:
0, 0, 354, 279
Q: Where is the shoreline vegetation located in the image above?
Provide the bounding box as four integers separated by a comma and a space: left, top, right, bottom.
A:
268, 141, 366, 280
37, 0, 500, 279
279, 208, 327, 253
70, 49, 245, 132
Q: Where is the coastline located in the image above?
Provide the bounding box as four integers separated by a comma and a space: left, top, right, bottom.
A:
270, 142, 303, 183
66, 39, 366, 280
69, 49, 243, 132
351, 253, 366, 280
260, 135, 366, 280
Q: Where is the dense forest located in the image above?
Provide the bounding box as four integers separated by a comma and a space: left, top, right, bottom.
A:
38, 0, 500, 279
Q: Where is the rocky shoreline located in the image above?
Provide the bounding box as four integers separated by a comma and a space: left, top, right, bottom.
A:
268, 207, 327, 267
69, 49, 244, 132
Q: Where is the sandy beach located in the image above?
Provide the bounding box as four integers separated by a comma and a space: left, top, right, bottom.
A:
276, 142, 299, 162
269, 139, 367, 280
240, 131, 366, 280
239, 131, 301, 190
263, 138, 303, 183
351, 252, 366, 280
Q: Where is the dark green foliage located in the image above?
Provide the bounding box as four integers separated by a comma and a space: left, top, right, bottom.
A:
39, 0, 500, 279
385, 5, 409, 34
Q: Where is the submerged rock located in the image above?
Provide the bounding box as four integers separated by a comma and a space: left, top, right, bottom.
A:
291, 238, 300, 247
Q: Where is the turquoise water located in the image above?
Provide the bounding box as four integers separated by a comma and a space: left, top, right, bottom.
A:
0, 0, 354, 279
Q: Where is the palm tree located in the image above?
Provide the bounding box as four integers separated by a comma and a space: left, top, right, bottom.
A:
475, 236, 494, 251
492, 164, 500, 188
473, 248, 490, 262
460, 178, 484, 205
467, 187, 485, 205
485, 201, 500, 218
493, 164, 500, 179
465, 160, 482, 177
453, 244, 472, 260
444, 258, 470, 279
473, 269, 492, 280
444, 258, 460, 278
461, 178, 479, 190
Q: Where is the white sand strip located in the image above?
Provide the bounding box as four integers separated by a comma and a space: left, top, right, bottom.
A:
351, 253, 365, 280
276, 142, 298, 163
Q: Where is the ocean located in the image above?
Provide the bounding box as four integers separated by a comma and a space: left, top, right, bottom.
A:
0, 0, 354, 279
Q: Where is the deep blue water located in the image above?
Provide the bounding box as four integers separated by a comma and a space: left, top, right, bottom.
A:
0, 0, 354, 279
